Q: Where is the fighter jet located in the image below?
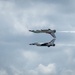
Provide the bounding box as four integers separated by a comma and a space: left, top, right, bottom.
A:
29, 39, 56, 47
29, 29, 56, 38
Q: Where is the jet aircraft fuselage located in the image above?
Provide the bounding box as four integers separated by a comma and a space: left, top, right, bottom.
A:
29, 29, 56, 38
29, 39, 56, 47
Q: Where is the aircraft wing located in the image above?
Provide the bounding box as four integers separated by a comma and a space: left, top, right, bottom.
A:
29, 30, 41, 33
29, 43, 35, 45
41, 43, 48, 46
41, 39, 56, 46
50, 32, 56, 38
29, 42, 38, 45
41, 29, 51, 32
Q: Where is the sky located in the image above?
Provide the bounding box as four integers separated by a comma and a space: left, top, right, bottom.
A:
0, 0, 75, 75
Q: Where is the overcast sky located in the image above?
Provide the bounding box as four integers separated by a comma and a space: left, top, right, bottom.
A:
0, 0, 75, 75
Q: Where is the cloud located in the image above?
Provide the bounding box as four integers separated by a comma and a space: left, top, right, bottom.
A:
0, 0, 75, 37
61, 69, 75, 75
9, 63, 56, 75
0, 0, 75, 75
29, 63, 56, 75
64, 48, 73, 63
37, 64, 56, 75
0, 0, 58, 37
10, 66, 23, 75
22, 50, 41, 62
0, 69, 8, 75
0, 1, 31, 36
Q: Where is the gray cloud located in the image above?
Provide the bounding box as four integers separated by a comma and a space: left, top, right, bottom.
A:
0, 0, 75, 75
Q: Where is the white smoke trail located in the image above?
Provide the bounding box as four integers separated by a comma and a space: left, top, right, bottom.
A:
57, 31, 75, 33
56, 44, 75, 47
56, 31, 75, 47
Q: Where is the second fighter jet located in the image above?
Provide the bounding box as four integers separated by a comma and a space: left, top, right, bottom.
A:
29, 39, 56, 47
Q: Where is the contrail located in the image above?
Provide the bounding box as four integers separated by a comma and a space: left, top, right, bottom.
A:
56, 44, 75, 47
57, 31, 75, 33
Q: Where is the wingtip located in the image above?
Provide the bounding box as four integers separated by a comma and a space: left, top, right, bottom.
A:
29, 30, 31, 31
29, 44, 31, 45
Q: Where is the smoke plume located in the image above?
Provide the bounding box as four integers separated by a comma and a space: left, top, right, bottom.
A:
57, 31, 75, 33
